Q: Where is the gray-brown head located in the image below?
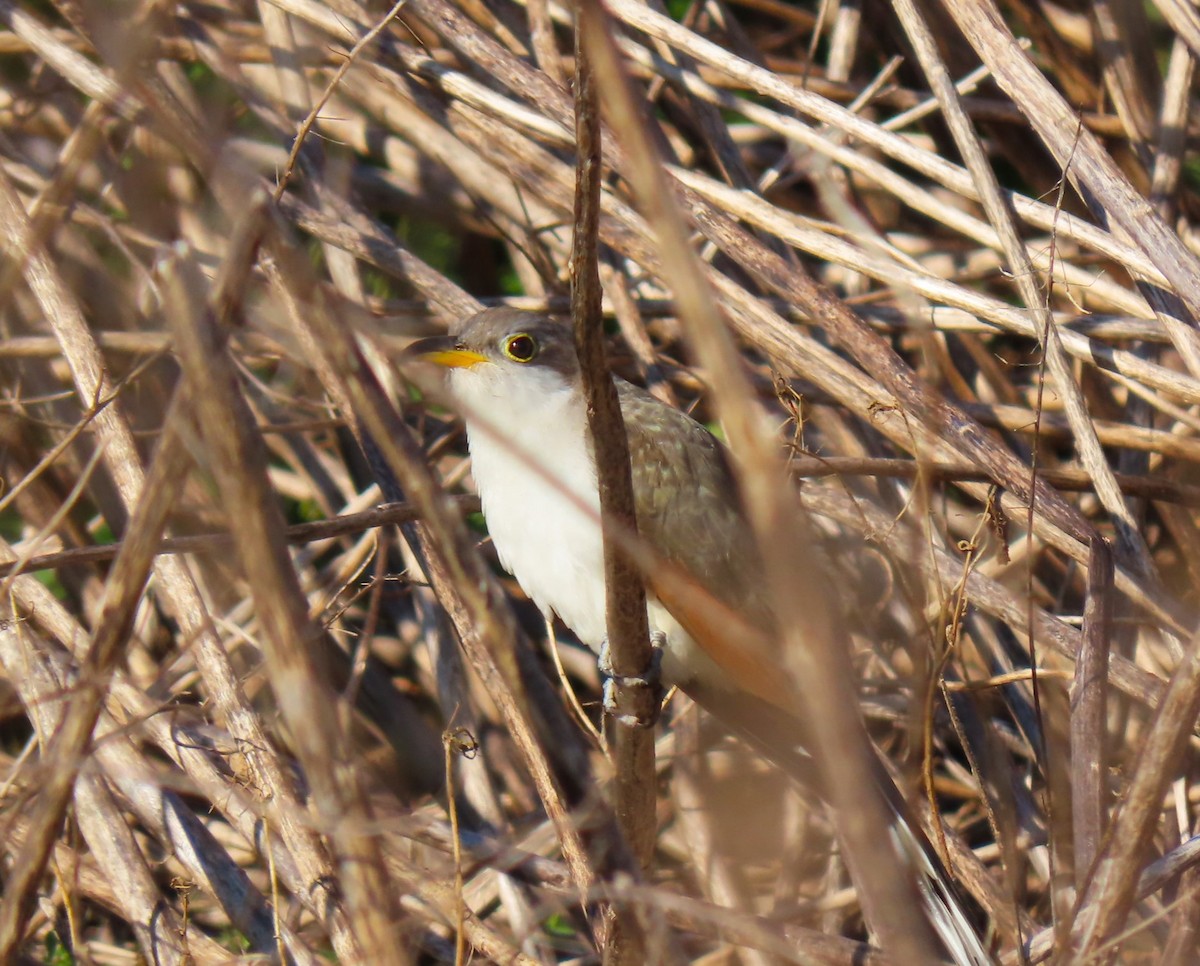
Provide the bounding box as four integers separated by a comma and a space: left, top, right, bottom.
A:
406, 308, 580, 387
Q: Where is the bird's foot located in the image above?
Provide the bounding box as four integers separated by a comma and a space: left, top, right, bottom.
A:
598, 631, 665, 681
600, 632, 665, 728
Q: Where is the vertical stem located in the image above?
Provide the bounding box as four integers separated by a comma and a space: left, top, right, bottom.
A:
1071, 538, 1113, 885
572, 3, 658, 961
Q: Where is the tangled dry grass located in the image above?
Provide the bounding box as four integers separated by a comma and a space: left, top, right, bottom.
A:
2, 0, 1200, 962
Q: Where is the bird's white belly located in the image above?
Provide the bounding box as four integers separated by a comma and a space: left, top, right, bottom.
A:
466, 417, 611, 648
457, 380, 726, 693
466, 423, 725, 694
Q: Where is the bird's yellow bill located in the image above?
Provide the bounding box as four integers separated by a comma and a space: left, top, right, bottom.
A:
420, 347, 488, 369
404, 336, 489, 369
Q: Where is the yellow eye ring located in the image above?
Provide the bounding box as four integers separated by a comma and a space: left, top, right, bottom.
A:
503, 333, 539, 363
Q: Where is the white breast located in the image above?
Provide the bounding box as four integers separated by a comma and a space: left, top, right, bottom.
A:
447, 364, 711, 688
450, 365, 609, 647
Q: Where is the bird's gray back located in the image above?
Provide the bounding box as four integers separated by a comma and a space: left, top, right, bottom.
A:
617, 381, 771, 633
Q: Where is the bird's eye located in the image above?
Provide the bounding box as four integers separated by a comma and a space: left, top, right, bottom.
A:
503, 333, 539, 363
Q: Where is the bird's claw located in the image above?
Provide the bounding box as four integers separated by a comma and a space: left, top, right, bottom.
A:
600, 632, 665, 728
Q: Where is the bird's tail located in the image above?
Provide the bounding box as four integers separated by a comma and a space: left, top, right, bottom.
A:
686, 686, 994, 965
889, 807, 994, 965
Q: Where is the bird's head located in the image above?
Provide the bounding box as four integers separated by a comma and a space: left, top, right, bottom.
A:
404, 308, 582, 412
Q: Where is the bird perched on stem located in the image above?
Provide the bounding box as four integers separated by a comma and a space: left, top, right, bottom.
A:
407, 306, 992, 965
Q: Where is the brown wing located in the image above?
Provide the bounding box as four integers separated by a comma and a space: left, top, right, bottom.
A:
617, 381, 795, 713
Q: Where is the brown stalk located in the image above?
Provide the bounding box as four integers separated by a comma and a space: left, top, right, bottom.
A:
524, 0, 564, 83
572, 3, 658, 961
1071, 538, 1113, 886
1149, 37, 1194, 218
598, 0, 1160, 276
670, 708, 775, 966
164, 252, 407, 963
2, 553, 346, 961
1146, 0, 1200, 66
1065, 638, 1200, 959
6, 546, 527, 965
262, 224, 608, 933
936, 0, 1200, 381
0, 496, 480, 577
796, 485, 1162, 710
0, 90, 366, 966
0, 615, 312, 963
892, 0, 1121, 933
1090, 0, 1160, 159
890, 0, 1132, 561
579, 4, 944, 961
0, 156, 364, 950
787, 457, 1200, 507
0, 415, 193, 962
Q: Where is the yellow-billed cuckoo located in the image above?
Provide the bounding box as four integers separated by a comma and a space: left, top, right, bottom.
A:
408, 307, 991, 964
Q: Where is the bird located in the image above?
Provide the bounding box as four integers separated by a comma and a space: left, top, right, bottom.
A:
406, 306, 992, 964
